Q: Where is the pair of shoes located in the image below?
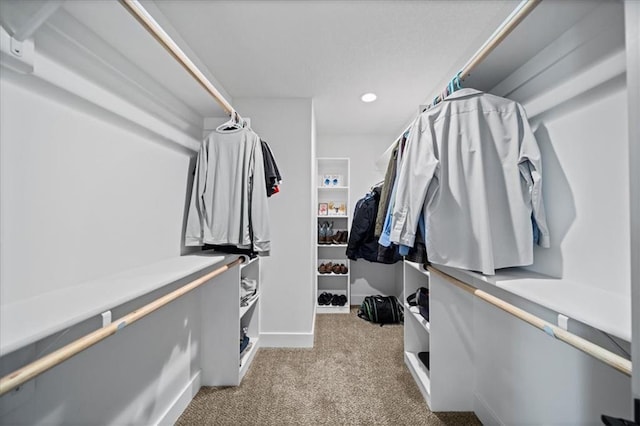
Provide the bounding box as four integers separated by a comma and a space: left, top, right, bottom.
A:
330, 263, 348, 274
330, 230, 348, 245
318, 221, 335, 244
330, 294, 348, 306
318, 262, 333, 274
318, 292, 333, 305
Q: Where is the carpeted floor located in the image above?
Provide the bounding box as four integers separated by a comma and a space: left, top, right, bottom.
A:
176, 308, 481, 425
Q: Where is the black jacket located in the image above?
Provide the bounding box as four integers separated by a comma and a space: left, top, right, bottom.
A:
347, 188, 380, 262
347, 187, 401, 264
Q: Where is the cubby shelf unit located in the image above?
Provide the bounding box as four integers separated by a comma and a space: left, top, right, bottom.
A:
403, 260, 431, 406
316, 158, 350, 314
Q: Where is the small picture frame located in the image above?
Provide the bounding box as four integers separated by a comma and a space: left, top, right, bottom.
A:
318, 203, 328, 216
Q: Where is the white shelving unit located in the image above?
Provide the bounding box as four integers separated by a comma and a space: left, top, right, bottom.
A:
403, 260, 431, 406
200, 256, 261, 386
403, 260, 475, 412
316, 158, 350, 314
239, 257, 260, 381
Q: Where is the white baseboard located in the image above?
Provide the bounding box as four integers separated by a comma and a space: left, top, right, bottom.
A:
473, 393, 503, 426
260, 331, 314, 348
156, 370, 202, 426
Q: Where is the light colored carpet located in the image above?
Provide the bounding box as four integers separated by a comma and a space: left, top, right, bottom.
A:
176, 307, 481, 425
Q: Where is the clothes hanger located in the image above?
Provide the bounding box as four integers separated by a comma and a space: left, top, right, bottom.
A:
216, 111, 244, 132
370, 180, 384, 191
454, 71, 463, 90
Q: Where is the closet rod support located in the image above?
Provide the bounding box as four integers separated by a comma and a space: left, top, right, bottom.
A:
0, 256, 245, 396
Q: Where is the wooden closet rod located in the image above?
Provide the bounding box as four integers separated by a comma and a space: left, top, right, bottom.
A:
119, 0, 238, 119
428, 267, 632, 377
0, 256, 245, 396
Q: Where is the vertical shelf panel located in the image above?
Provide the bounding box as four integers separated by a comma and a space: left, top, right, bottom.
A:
240, 258, 260, 381
200, 257, 261, 386
403, 260, 432, 407
316, 158, 350, 313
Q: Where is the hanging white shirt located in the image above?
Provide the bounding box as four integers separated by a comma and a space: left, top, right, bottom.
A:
185, 127, 270, 253
390, 88, 549, 275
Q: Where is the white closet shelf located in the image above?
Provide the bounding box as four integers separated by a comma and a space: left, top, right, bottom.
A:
240, 256, 259, 269
404, 260, 430, 277
434, 265, 631, 342
404, 351, 431, 404
317, 273, 350, 277
405, 303, 430, 333
317, 305, 350, 314
317, 244, 348, 248
239, 337, 260, 379
0, 252, 229, 356
240, 294, 260, 318
317, 215, 348, 219
317, 186, 348, 190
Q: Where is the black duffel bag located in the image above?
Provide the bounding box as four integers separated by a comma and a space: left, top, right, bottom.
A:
358, 295, 403, 326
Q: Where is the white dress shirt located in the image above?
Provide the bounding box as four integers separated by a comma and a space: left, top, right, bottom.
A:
390, 88, 549, 275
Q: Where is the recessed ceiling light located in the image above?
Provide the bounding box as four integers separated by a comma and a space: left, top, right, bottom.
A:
361, 93, 377, 103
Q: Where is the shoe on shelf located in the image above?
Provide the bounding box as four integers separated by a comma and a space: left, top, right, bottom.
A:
325, 221, 334, 244
342, 231, 348, 244
338, 295, 347, 306
323, 262, 333, 274
318, 263, 326, 274
332, 264, 341, 274
331, 230, 344, 244
318, 222, 325, 244
340, 264, 348, 274
330, 294, 342, 306
318, 292, 333, 305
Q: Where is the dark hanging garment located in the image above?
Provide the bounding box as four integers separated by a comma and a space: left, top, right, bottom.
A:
347, 186, 401, 264
375, 142, 400, 238
261, 140, 282, 197
376, 242, 402, 264
347, 188, 381, 262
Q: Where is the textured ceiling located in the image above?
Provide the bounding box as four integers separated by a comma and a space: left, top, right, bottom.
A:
61, 0, 520, 139
151, 0, 518, 138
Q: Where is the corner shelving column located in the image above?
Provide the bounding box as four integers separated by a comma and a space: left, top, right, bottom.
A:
403, 260, 475, 412
316, 158, 350, 314
403, 260, 431, 407
200, 256, 260, 386
239, 257, 260, 381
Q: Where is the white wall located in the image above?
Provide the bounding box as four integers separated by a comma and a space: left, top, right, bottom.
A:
0, 283, 204, 425
0, 72, 193, 304
317, 134, 400, 303
471, 279, 632, 424
234, 97, 315, 346
0, 29, 209, 425
624, 0, 640, 410
468, 1, 633, 423
502, 1, 630, 299
526, 87, 629, 294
